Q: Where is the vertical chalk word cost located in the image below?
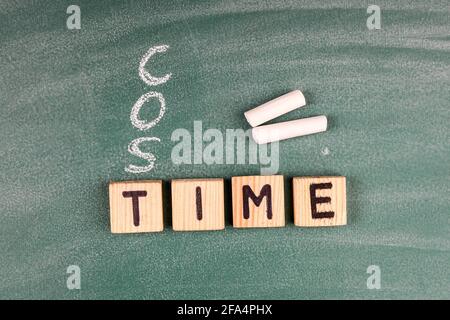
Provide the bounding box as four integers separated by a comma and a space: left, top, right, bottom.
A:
125, 45, 172, 174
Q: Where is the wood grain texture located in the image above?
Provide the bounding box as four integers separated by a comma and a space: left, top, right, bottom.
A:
293, 176, 346, 227
171, 178, 225, 231
232, 175, 285, 228
109, 180, 163, 233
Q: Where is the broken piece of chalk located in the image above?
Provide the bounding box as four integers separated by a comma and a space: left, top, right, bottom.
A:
244, 90, 306, 127
251, 115, 327, 144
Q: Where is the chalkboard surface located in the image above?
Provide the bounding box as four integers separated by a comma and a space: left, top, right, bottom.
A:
1, 0, 449, 299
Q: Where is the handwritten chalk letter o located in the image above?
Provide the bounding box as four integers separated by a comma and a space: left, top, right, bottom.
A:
130, 91, 166, 131
139, 45, 172, 86
125, 137, 161, 173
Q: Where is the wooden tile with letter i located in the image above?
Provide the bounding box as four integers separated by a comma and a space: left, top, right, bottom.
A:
171, 178, 225, 231
109, 180, 164, 233
232, 175, 285, 228
293, 176, 347, 227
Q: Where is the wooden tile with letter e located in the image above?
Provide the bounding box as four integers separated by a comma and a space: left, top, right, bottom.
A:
232, 175, 285, 228
171, 178, 225, 231
109, 180, 164, 233
293, 176, 347, 227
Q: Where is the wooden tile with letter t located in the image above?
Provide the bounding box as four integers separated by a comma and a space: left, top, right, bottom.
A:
171, 178, 225, 231
232, 175, 285, 228
293, 176, 347, 227
109, 180, 164, 233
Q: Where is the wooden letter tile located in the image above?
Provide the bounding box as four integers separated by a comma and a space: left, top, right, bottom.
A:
109, 180, 163, 233
293, 176, 346, 227
232, 175, 285, 228
171, 178, 225, 231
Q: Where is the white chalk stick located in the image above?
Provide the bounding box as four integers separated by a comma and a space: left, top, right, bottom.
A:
251, 115, 327, 144
244, 90, 306, 127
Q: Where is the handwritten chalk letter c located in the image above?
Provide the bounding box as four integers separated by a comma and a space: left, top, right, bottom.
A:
139, 45, 172, 86
242, 184, 273, 219
130, 91, 166, 131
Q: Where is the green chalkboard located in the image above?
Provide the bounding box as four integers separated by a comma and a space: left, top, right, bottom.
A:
1, 0, 449, 299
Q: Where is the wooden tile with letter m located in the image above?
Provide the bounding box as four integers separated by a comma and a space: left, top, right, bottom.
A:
232, 175, 285, 228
